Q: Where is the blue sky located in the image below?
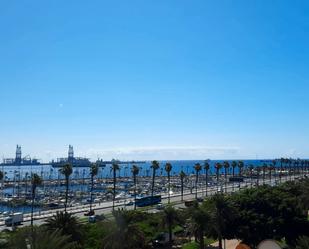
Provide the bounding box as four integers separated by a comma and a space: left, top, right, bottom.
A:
1, 0, 309, 161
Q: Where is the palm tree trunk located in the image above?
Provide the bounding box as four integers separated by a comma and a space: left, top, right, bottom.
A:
90, 175, 94, 212
224, 168, 227, 193
31, 187, 35, 229
195, 172, 198, 199
232, 167, 235, 191
206, 170, 208, 197
199, 229, 204, 249
65, 177, 69, 213
218, 236, 223, 249
113, 169, 116, 210
151, 169, 155, 198
216, 169, 219, 192
169, 224, 173, 246
168, 173, 171, 204
134, 175, 137, 210
290, 165, 292, 181
279, 163, 282, 183
181, 178, 184, 202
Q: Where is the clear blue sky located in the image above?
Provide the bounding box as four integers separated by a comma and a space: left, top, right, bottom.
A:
1, 0, 309, 161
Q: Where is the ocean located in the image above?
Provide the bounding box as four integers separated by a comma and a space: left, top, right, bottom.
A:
0, 159, 273, 181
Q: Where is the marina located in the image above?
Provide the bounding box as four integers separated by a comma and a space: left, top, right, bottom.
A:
0, 145, 307, 216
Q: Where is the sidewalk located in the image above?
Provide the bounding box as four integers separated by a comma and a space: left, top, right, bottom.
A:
209, 240, 240, 249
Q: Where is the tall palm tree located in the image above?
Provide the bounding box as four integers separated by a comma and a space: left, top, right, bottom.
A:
194, 163, 202, 199
30, 173, 42, 229
165, 162, 172, 204
288, 158, 292, 181
45, 211, 82, 243
215, 163, 222, 191
204, 161, 210, 197
269, 164, 273, 184
238, 161, 244, 176
0, 171, 3, 199
89, 163, 99, 213
206, 194, 234, 249
231, 161, 237, 177
163, 205, 179, 246
151, 160, 160, 198
231, 161, 237, 191
223, 161, 230, 193
24, 172, 29, 196
280, 158, 284, 183
272, 160, 277, 183
59, 163, 73, 213
179, 170, 186, 202
102, 209, 145, 249
256, 166, 261, 186
238, 161, 245, 190
248, 165, 254, 188
111, 161, 120, 210
262, 163, 268, 185
131, 165, 139, 210
188, 205, 210, 249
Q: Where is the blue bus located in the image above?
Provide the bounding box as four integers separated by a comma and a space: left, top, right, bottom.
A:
135, 195, 162, 207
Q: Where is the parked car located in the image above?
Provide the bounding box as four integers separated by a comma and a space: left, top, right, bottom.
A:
125, 201, 134, 206
84, 210, 95, 216
156, 203, 165, 210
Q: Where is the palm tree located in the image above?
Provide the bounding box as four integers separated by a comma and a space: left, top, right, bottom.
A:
151, 160, 160, 198
288, 158, 293, 181
179, 170, 186, 202
188, 205, 210, 249
89, 163, 99, 213
194, 163, 202, 199
59, 163, 73, 213
269, 164, 273, 184
280, 158, 284, 183
256, 166, 261, 186
9, 226, 76, 249
223, 161, 230, 193
111, 161, 120, 210
262, 163, 268, 185
231, 161, 237, 177
165, 162, 172, 204
272, 160, 277, 183
231, 161, 237, 191
131, 165, 139, 210
238, 161, 244, 176
0, 171, 3, 199
248, 165, 254, 188
24, 172, 29, 195
30, 173, 42, 229
204, 161, 210, 197
215, 163, 222, 191
102, 209, 145, 249
45, 211, 82, 243
163, 205, 179, 246
206, 194, 234, 249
